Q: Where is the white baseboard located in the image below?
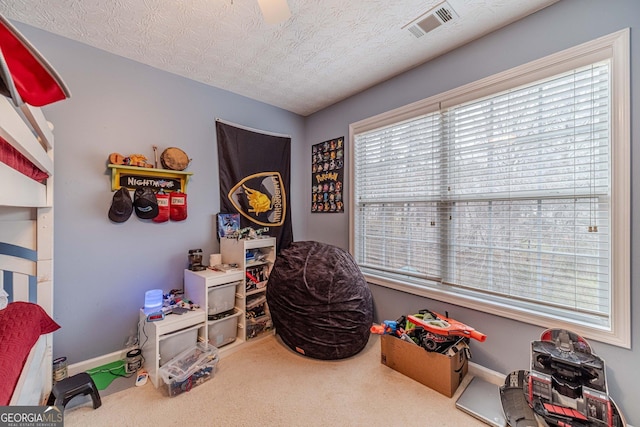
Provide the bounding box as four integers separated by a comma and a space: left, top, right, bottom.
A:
468, 361, 505, 386
70, 348, 505, 383
68, 349, 129, 377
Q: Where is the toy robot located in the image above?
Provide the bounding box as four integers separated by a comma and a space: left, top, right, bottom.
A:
500, 329, 626, 427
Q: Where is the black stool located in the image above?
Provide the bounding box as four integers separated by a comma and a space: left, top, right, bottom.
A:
47, 372, 101, 410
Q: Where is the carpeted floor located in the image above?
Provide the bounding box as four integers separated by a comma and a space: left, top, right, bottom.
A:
63, 334, 488, 427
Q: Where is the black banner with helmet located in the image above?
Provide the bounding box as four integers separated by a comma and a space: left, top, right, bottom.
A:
215, 119, 293, 252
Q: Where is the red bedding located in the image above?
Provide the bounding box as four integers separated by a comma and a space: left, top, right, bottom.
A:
0, 135, 49, 183
0, 302, 60, 405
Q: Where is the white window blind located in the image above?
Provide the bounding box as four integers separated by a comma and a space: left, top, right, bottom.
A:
354, 112, 444, 282
352, 30, 630, 346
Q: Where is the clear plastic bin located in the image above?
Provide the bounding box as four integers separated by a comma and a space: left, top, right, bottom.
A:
246, 315, 273, 340
207, 281, 238, 315
159, 327, 198, 367
245, 294, 267, 319
208, 309, 241, 347
159, 342, 219, 397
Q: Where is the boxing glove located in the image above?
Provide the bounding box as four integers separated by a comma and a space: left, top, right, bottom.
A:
153, 192, 170, 223
170, 191, 187, 221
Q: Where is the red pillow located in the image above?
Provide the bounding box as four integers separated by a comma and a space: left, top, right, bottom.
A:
0, 302, 61, 405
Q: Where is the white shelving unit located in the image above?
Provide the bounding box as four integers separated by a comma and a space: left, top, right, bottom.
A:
138, 308, 206, 388
184, 269, 244, 354
221, 237, 276, 342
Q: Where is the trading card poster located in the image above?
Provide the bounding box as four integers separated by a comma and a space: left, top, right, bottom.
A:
311, 136, 344, 213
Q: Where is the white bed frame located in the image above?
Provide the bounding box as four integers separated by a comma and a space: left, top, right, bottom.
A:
0, 94, 55, 406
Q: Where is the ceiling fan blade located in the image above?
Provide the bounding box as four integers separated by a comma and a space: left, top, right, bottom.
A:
257, 0, 291, 24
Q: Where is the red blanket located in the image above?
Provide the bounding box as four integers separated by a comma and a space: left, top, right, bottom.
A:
0, 136, 49, 183
0, 302, 60, 405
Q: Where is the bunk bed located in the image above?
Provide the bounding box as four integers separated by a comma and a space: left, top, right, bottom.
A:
0, 96, 58, 406
0, 12, 70, 406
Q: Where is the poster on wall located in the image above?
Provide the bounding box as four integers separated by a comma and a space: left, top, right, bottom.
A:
311, 136, 344, 213
216, 119, 293, 251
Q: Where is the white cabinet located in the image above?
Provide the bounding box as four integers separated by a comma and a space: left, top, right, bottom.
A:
221, 237, 276, 342
184, 269, 245, 353
138, 308, 206, 388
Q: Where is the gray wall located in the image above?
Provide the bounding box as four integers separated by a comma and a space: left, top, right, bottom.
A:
14, 23, 306, 362
303, 0, 638, 424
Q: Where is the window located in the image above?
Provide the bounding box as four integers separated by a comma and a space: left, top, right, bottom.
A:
349, 30, 630, 347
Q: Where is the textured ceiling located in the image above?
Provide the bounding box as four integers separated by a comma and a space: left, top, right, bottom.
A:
1, 0, 558, 116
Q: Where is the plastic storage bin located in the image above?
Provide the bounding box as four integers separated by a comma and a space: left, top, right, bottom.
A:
246, 315, 273, 340
159, 326, 198, 367
245, 294, 267, 319
159, 342, 219, 397
207, 281, 238, 316
208, 309, 241, 347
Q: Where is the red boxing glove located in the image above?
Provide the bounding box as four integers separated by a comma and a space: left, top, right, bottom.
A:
153, 192, 170, 223
170, 191, 187, 221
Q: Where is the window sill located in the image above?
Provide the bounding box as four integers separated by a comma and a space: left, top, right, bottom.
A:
364, 271, 630, 349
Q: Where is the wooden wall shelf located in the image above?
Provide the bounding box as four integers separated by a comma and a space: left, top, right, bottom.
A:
108, 164, 193, 193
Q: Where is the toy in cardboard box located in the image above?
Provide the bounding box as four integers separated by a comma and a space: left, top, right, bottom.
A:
373, 309, 484, 397
372, 309, 486, 354
406, 309, 486, 351
500, 328, 626, 427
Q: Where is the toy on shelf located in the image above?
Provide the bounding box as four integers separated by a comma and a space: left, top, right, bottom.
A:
109, 152, 154, 168
161, 289, 199, 314
108, 147, 191, 171
500, 328, 626, 427
227, 226, 270, 240
217, 213, 240, 238
160, 147, 190, 171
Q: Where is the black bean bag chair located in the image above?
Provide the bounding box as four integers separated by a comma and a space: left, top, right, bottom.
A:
266, 241, 373, 360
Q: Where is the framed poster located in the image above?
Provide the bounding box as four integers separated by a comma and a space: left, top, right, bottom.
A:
311, 136, 344, 213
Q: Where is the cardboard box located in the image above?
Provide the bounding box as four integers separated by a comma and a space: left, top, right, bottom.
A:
380, 334, 468, 397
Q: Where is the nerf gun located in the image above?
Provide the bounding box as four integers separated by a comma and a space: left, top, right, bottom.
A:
370, 320, 400, 335
407, 310, 486, 343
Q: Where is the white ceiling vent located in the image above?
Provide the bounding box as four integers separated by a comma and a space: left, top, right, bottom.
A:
404, 1, 460, 38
